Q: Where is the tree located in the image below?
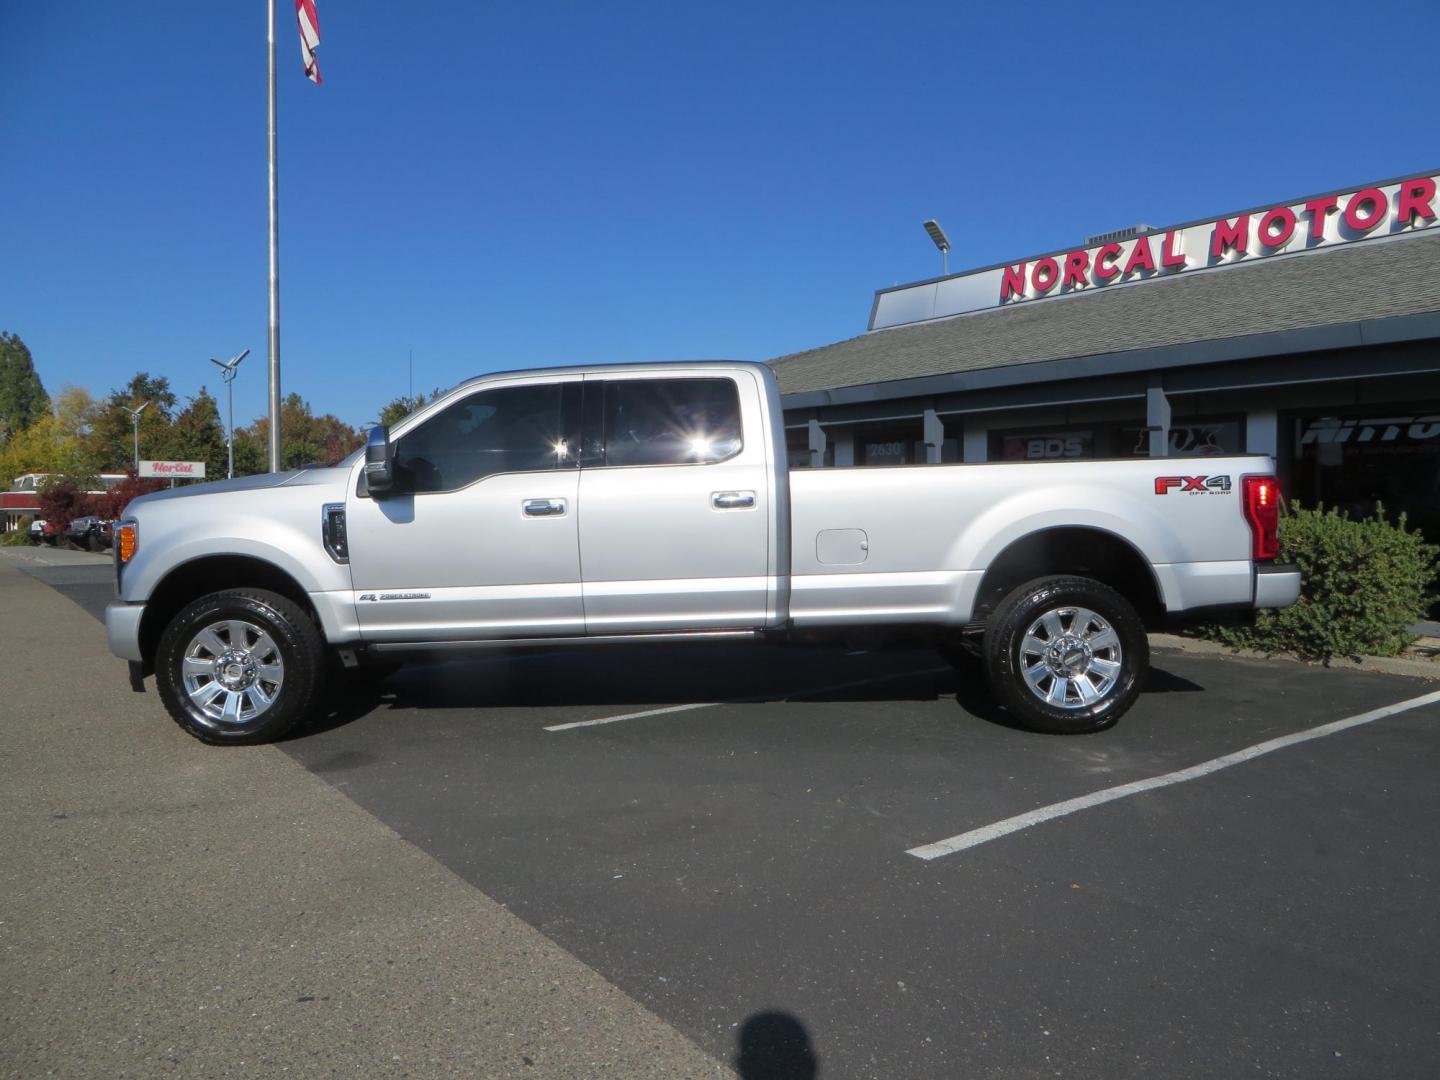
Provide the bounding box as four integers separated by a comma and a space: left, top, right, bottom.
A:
88, 471, 165, 520
234, 393, 364, 472
160, 387, 227, 479
85, 372, 177, 472
377, 388, 444, 428
37, 479, 85, 536
0, 389, 103, 485
0, 332, 50, 441
53, 386, 99, 443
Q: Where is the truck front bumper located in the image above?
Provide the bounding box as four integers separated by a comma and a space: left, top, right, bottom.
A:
106, 600, 146, 662
1254, 563, 1302, 609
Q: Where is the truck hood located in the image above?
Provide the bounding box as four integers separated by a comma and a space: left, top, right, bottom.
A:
126, 466, 349, 509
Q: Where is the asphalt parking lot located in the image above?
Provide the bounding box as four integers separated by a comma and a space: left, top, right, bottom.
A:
7, 550, 1440, 1079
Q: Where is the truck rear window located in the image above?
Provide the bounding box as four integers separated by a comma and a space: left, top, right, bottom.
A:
601, 378, 742, 467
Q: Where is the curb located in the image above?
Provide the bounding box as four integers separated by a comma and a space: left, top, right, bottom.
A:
1149, 631, 1440, 681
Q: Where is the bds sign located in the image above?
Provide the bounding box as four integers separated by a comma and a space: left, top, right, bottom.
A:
139, 460, 206, 479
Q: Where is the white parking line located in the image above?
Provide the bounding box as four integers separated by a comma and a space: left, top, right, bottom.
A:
545, 702, 720, 732
907, 688, 1440, 861
544, 664, 953, 732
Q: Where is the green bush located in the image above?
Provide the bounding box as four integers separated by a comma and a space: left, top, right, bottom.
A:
1200, 503, 1438, 661
2, 518, 34, 546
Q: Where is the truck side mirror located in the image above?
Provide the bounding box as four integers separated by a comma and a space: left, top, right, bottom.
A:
364, 425, 395, 495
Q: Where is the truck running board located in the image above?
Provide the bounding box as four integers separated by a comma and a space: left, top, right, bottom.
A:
367, 629, 761, 654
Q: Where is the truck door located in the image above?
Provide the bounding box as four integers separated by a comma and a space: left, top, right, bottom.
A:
345, 376, 584, 641
578, 372, 772, 633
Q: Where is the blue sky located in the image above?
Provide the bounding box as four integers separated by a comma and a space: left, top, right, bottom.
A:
1, 1, 1430, 427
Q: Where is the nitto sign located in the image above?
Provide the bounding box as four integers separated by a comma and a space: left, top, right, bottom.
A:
138, 460, 206, 479
869, 172, 1440, 329
1299, 415, 1440, 444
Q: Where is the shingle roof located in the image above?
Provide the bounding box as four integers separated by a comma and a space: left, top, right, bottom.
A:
768, 229, 1440, 396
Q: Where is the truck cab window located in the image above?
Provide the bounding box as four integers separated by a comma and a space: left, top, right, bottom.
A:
602, 378, 742, 467
394, 383, 570, 493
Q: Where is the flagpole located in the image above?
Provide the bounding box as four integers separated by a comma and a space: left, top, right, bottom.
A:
266, 0, 282, 472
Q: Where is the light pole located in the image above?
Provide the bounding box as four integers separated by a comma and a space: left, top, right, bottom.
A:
125, 401, 152, 473
209, 348, 251, 478
923, 219, 952, 276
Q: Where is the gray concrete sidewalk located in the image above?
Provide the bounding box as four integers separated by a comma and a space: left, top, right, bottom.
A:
0, 560, 730, 1079
0, 544, 112, 568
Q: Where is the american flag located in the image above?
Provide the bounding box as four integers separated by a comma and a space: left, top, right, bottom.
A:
295, 0, 322, 85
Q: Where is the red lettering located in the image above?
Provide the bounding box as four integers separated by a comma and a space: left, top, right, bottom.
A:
1000, 263, 1027, 301
1305, 195, 1338, 240
1094, 243, 1122, 281
1154, 477, 1181, 494
1123, 236, 1155, 275
1161, 230, 1187, 269
1343, 188, 1386, 232
1062, 250, 1089, 287
1257, 206, 1296, 248
1396, 177, 1437, 225
1211, 215, 1249, 259
1031, 257, 1060, 293
1181, 476, 1208, 492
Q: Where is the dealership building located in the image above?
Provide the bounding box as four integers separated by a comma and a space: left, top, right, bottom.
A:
772, 171, 1440, 546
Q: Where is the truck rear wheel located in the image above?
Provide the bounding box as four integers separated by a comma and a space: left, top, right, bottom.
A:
155, 588, 326, 745
983, 575, 1147, 734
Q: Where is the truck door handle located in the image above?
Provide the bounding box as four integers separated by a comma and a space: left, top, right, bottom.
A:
523, 498, 567, 517
711, 490, 755, 510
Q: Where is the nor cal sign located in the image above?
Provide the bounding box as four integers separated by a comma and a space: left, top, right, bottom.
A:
138, 460, 206, 479
870, 173, 1440, 329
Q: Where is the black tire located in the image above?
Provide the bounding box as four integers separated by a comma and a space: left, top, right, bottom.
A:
983, 575, 1148, 734
155, 588, 326, 745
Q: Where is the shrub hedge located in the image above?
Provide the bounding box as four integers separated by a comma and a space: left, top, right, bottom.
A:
1200, 503, 1438, 661
2, 517, 34, 546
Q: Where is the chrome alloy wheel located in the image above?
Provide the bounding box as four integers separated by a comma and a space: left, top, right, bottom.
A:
180, 619, 285, 729
1017, 606, 1123, 710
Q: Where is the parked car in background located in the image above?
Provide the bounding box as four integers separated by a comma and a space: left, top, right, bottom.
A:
62, 516, 114, 551
28, 518, 47, 545
65, 516, 97, 549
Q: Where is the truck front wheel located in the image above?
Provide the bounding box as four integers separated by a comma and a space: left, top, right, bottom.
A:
983, 575, 1147, 734
155, 588, 326, 745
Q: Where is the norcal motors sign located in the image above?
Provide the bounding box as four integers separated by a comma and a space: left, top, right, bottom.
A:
869, 172, 1440, 329
139, 460, 206, 479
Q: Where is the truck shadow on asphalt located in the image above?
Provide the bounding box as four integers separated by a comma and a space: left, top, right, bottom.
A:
294, 643, 1205, 740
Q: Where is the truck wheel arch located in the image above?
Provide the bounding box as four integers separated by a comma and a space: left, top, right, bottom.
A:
139, 555, 318, 666
972, 527, 1165, 626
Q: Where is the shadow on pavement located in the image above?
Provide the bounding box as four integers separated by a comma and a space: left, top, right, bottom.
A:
294, 640, 1205, 742
735, 1010, 819, 1080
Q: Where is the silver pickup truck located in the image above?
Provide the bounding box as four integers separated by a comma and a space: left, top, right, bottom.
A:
106, 361, 1300, 744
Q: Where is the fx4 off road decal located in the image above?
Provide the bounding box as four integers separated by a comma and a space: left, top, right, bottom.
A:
1153, 475, 1232, 495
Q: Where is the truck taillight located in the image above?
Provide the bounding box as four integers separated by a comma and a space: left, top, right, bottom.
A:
1242, 475, 1280, 561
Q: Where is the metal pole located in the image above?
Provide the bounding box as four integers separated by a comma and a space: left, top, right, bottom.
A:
266, 0, 282, 472
133, 415, 140, 472
227, 378, 235, 479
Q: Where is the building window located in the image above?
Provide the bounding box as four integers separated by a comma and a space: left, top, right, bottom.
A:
992, 428, 1096, 461
1120, 417, 1244, 458
1292, 406, 1440, 544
